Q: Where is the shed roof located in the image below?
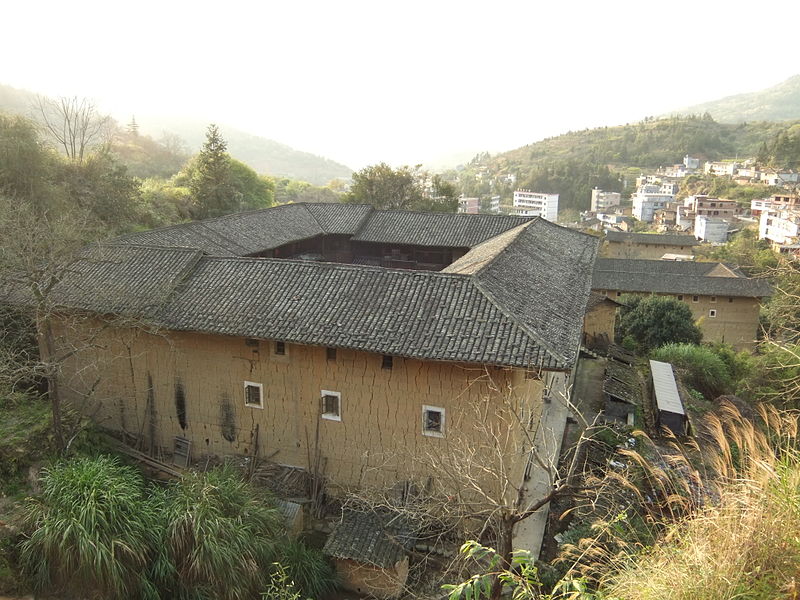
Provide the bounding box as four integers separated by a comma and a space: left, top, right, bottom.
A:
592, 258, 771, 298
650, 360, 685, 415
605, 231, 699, 246
603, 360, 642, 405
323, 510, 413, 569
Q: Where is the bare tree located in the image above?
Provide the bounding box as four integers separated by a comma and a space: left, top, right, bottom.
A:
346, 375, 603, 600
34, 96, 113, 164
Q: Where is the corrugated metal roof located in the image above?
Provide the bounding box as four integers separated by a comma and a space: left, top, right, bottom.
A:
650, 360, 685, 415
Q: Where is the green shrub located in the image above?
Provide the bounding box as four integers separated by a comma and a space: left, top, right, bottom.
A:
650, 343, 732, 399
20, 455, 162, 599
157, 465, 283, 600
276, 538, 337, 599
618, 296, 702, 352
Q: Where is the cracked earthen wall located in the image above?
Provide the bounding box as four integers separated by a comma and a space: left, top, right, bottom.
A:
53, 321, 546, 495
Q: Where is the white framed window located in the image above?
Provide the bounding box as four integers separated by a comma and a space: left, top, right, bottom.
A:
244, 381, 263, 409
709, 309, 717, 318
321, 390, 341, 421
422, 405, 445, 437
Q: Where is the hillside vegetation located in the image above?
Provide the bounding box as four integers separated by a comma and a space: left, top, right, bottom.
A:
673, 74, 800, 123
0, 83, 352, 186
456, 115, 800, 213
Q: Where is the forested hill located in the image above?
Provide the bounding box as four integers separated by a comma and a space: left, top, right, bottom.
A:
0, 83, 352, 186
137, 117, 352, 186
457, 115, 800, 214
672, 74, 800, 123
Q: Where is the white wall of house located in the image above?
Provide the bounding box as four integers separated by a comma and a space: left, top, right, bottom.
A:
695, 216, 729, 243
513, 190, 559, 221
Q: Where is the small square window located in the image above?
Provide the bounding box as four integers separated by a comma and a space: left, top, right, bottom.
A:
710, 296, 717, 303
709, 309, 717, 318
692, 295, 699, 302
326, 347, 337, 361
422, 405, 445, 437
244, 381, 263, 409
728, 297, 734, 303
275, 341, 286, 355
677, 295, 684, 301
382, 355, 393, 370
321, 390, 341, 421
616, 291, 622, 297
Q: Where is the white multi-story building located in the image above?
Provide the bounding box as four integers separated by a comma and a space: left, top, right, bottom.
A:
590, 188, 621, 212
489, 196, 501, 214
513, 190, 559, 221
759, 208, 800, 248
704, 161, 740, 177
695, 216, 729, 244
631, 184, 675, 222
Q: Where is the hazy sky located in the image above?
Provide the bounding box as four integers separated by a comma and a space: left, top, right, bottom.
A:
3, 0, 799, 170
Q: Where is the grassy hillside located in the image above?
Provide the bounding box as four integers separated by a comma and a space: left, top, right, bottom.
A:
673, 74, 800, 123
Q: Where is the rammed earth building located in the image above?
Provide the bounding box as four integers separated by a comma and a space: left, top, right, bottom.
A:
37, 203, 598, 496
593, 258, 771, 350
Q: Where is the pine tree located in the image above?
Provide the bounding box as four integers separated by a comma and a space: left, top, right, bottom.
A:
190, 124, 240, 218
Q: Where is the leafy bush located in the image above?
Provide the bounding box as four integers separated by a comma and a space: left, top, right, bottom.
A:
275, 538, 338, 599
157, 465, 283, 600
20, 455, 162, 599
650, 343, 732, 399
618, 296, 702, 352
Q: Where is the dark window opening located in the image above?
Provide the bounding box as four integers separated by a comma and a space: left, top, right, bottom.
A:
326, 347, 337, 361
423, 406, 445, 436
382, 355, 393, 370
245, 382, 263, 408
275, 341, 286, 355
322, 393, 341, 420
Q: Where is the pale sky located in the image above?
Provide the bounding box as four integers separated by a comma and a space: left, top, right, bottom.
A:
3, 0, 799, 170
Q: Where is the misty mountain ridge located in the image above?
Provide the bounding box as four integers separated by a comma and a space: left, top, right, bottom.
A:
670, 74, 800, 123
0, 83, 352, 186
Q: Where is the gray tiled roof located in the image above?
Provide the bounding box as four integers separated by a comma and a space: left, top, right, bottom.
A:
593, 258, 771, 298
605, 231, 699, 246
113, 203, 374, 256
323, 510, 413, 568
50, 245, 204, 314
306, 202, 374, 234
350, 210, 534, 247
112, 203, 532, 256
50, 217, 598, 369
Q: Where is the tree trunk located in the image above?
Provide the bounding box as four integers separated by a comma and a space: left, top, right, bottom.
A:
41, 317, 65, 451
490, 515, 515, 600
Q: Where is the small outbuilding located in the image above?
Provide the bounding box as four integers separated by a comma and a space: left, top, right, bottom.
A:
583, 292, 621, 352
649, 360, 687, 436
323, 509, 414, 599
602, 360, 642, 425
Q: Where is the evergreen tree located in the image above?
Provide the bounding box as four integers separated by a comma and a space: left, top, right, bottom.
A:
190, 124, 240, 219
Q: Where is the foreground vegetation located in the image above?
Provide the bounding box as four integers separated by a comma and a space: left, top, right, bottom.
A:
3, 452, 335, 599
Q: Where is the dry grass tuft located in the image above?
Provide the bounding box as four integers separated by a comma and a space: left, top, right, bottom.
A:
603, 401, 800, 600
